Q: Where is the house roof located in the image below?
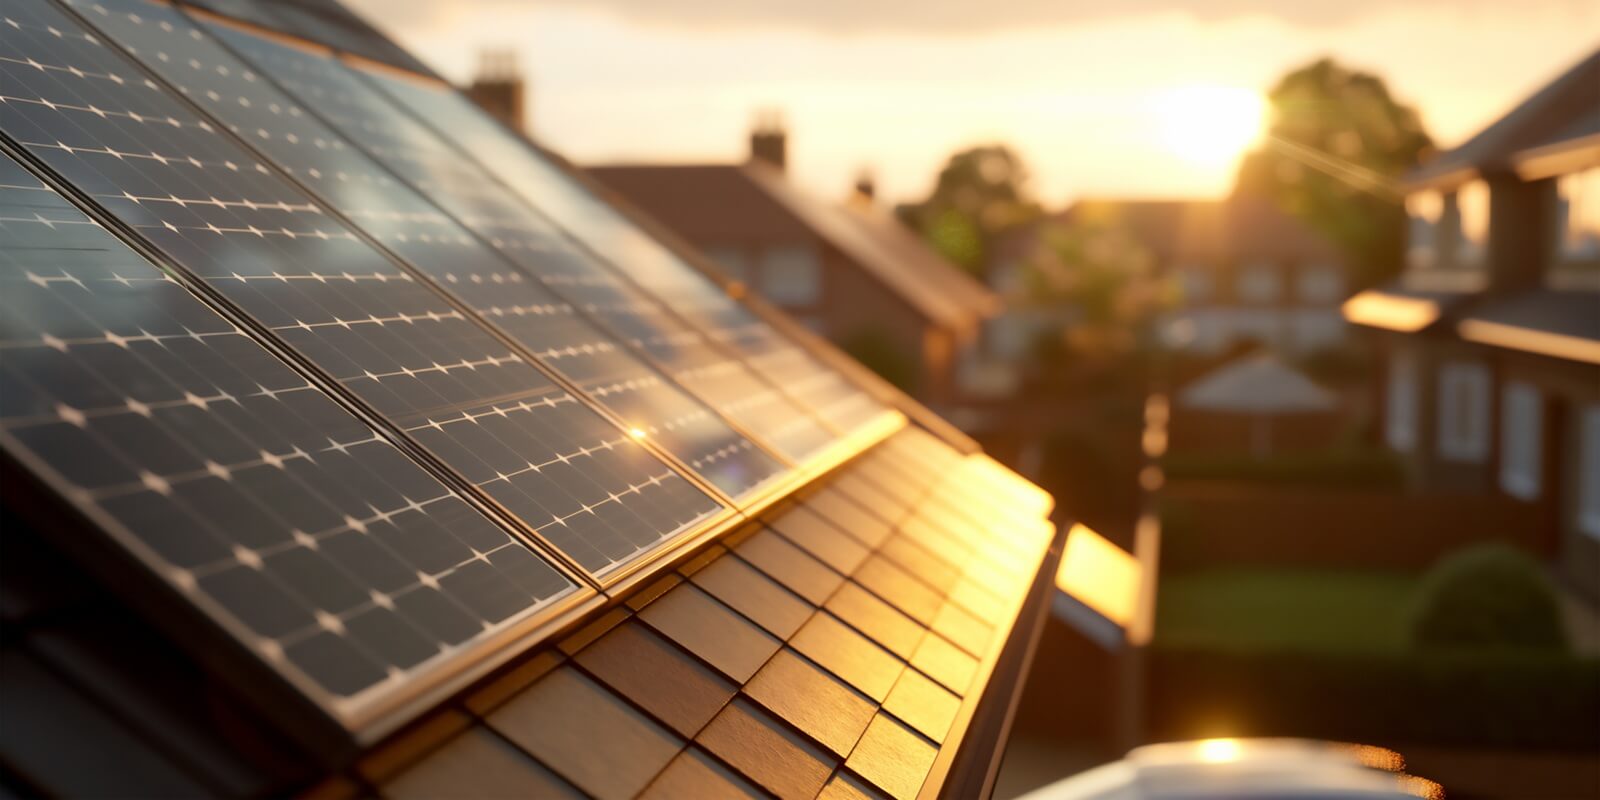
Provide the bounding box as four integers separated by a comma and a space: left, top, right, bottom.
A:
0, 1, 1059, 798
588, 162, 1002, 334
1458, 289, 1600, 365
1178, 353, 1339, 414
994, 195, 1343, 271
1407, 48, 1600, 190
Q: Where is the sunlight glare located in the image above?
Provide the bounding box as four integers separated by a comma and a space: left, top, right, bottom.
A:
1150, 86, 1266, 167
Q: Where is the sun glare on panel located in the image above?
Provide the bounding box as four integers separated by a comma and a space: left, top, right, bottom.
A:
1150, 86, 1266, 167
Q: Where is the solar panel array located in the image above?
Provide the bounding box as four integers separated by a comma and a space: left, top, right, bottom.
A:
2, 0, 724, 582
0, 149, 575, 710
0, 0, 992, 748
81, 0, 788, 501
357, 69, 897, 435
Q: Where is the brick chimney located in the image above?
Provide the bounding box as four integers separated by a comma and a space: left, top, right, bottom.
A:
749, 109, 787, 172
853, 169, 876, 203
465, 49, 527, 133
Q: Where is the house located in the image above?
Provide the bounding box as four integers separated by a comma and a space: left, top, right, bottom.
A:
1343, 49, 1600, 599
978, 195, 1354, 392
587, 122, 1001, 406
0, 2, 1061, 799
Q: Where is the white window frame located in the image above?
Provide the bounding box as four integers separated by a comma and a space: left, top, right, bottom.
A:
758, 245, 821, 306
1296, 264, 1344, 304
1236, 262, 1281, 304
1498, 381, 1542, 500
1436, 361, 1491, 463
1386, 350, 1419, 453
1580, 405, 1600, 541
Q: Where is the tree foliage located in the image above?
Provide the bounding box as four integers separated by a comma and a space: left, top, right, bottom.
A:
1234, 58, 1433, 289
1020, 220, 1171, 363
897, 145, 1041, 275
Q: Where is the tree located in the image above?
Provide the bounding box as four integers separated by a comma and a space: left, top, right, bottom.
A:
1234, 58, 1433, 289
1020, 219, 1171, 366
897, 145, 1041, 276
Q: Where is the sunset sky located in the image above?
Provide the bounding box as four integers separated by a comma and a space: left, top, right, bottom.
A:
347, 0, 1599, 207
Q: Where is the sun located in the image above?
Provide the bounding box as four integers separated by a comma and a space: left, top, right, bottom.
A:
1149, 86, 1267, 167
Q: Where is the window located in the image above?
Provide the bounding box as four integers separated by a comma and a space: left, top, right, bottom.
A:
758, 245, 821, 305
701, 245, 749, 282
1386, 350, 1419, 452
1296, 264, 1344, 304
1581, 405, 1600, 540
1236, 262, 1281, 303
1436, 361, 1490, 463
1176, 265, 1212, 304
1556, 167, 1600, 263
1499, 381, 1542, 500
1456, 180, 1490, 267
1407, 190, 1443, 269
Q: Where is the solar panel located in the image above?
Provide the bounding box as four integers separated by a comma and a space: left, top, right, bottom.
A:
0, 0, 724, 576
354, 66, 897, 435
0, 149, 577, 717
76, 0, 789, 501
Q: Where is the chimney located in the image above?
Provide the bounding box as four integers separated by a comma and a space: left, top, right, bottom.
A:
465, 49, 527, 133
853, 169, 876, 203
749, 109, 787, 172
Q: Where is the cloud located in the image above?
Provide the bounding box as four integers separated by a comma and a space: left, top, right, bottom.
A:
358, 0, 1594, 36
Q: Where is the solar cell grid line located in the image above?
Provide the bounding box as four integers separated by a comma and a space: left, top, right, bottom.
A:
0, 148, 585, 725
71, 0, 790, 502
232, 39, 849, 465
347, 64, 899, 436
0, 0, 725, 577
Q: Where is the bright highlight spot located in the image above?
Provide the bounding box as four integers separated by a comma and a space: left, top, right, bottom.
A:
1150, 86, 1266, 167
1055, 523, 1142, 628
627, 427, 648, 439
1197, 738, 1244, 763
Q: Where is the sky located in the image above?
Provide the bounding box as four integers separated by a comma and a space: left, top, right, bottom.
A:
345, 0, 1598, 207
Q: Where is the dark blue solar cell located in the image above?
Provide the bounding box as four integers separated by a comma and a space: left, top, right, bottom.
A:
360, 66, 895, 435
0, 0, 724, 574
0, 149, 577, 709
80, 0, 790, 499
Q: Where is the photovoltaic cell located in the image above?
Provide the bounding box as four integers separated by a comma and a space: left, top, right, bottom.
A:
0, 0, 723, 575
77, 0, 788, 500
356, 69, 895, 436
0, 150, 576, 709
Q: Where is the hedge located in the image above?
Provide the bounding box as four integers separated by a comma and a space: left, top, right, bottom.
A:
1146, 646, 1600, 751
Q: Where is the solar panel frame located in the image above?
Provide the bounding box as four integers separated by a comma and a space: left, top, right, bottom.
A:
2, 0, 734, 581
342, 62, 904, 443
0, 141, 604, 748
71, 0, 794, 506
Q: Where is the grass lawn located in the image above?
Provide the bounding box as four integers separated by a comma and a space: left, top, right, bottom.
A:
1154, 568, 1417, 653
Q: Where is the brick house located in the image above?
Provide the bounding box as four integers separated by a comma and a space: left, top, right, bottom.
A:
1344, 49, 1600, 598
974, 196, 1353, 395
587, 126, 1000, 407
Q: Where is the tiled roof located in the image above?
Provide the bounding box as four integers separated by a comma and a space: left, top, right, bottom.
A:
2, 427, 1058, 799
994, 195, 1343, 269
1408, 48, 1600, 189
588, 163, 1002, 334
0, 2, 1059, 797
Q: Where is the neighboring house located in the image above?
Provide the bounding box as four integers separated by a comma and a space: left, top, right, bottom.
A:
977, 196, 1353, 392
587, 125, 1000, 406
1343, 49, 1600, 599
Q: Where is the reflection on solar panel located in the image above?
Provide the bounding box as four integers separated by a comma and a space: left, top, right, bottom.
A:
0, 1, 1065, 786
0, 150, 576, 713
79, 0, 789, 500
357, 68, 896, 434
0, 0, 723, 575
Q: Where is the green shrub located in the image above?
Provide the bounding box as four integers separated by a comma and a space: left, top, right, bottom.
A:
1407, 544, 1568, 651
